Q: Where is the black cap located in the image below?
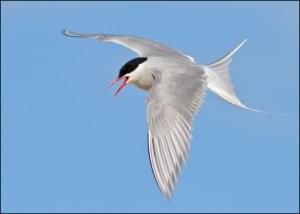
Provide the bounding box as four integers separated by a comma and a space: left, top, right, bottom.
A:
118, 57, 147, 78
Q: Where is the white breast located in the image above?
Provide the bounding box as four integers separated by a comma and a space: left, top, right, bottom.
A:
135, 72, 154, 90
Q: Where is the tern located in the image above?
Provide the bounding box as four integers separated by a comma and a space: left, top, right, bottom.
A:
63, 30, 260, 199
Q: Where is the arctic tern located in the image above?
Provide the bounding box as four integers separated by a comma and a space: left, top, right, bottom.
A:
63, 29, 260, 199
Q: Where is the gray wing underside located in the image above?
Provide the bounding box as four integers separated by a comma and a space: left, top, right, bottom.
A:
63, 30, 193, 62
147, 65, 206, 199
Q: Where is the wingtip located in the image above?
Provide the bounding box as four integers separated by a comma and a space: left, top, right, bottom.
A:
163, 191, 173, 201
62, 29, 73, 37
62, 29, 69, 36
62, 29, 81, 38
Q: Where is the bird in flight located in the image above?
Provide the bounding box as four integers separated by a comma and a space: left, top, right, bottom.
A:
63, 30, 260, 199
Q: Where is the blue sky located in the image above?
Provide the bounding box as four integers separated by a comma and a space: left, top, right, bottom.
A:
1, 1, 299, 213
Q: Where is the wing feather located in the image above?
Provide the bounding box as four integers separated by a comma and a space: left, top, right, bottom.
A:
148, 133, 165, 192
63, 29, 194, 62
147, 65, 207, 198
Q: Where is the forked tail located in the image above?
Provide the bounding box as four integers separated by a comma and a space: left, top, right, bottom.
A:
205, 39, 261, 112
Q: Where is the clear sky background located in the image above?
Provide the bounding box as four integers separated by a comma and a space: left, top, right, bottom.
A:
1, 1, 299, 213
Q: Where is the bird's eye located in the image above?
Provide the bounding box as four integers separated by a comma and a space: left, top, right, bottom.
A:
151, 74, 156, 80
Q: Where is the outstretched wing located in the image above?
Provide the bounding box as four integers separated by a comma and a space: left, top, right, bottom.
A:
63, 30, 192, 61
147, 65, 206, 199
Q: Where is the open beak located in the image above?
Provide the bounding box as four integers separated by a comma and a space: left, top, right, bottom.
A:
108, 76, 128, 96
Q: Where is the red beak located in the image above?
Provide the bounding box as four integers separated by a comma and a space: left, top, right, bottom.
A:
108, 77, 128, 96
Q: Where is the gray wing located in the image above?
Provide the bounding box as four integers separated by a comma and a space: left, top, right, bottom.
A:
147, 65, 207, 199
63, 29, 193, 62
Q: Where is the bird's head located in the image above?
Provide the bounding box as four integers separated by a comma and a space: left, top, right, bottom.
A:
108, 57, 147, 96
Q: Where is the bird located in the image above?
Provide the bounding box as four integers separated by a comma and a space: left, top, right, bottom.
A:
63, 29, 260, 199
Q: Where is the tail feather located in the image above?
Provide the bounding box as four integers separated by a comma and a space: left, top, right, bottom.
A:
205, 39, 262, 112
